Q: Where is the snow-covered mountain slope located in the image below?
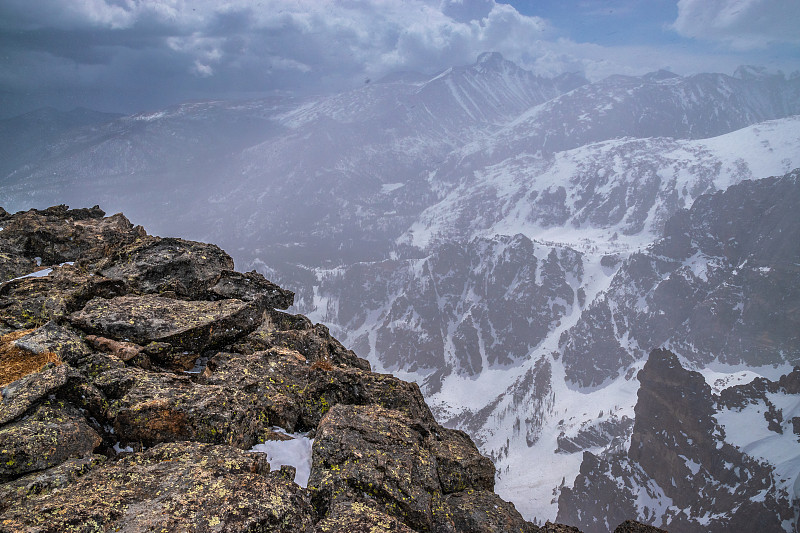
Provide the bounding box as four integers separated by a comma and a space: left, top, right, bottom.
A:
3, 57, 798, 269
429, 68, 800, 182
0, 54, 586, 266
302, 170, 800, 527
307, 234, 583, 383
560, 170, 800, 387
402, 115, 800, 250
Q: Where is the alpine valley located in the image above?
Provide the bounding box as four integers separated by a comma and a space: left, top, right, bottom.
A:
2, 53, 799, 531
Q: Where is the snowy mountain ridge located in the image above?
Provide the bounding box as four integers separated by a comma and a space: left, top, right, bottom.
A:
402, 115, 800, 251
1, 53, 799, 531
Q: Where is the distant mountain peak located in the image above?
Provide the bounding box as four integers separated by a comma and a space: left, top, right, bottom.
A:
476, 51, 504, 66
733, 64, 784, 81
643, 69, 680, 81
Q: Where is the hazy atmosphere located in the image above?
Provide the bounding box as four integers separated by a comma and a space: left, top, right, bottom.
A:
1, 1, 799, 532
1, 0, 799, 116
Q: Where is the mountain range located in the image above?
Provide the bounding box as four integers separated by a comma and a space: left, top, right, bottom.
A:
1, 53, 799, 531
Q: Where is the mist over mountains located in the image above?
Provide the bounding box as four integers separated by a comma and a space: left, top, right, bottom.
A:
2, 53, 799, 531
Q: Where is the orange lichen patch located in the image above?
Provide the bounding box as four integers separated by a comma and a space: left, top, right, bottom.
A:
310, 359, 334, 371
0, 329, 62, 387
273, 346, 307, 363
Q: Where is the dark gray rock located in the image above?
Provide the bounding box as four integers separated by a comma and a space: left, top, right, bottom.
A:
613, 520, 667, 533
0, 363, 83, 425
315, 501, 416, 533
12, 320, 92, 364
444, 489, 538, 533
68, 294, 267, 360
208, 269, 294, 308
97, 236, 235, 299
237, 309, 370, 370
0, 404, 101, 482
308, 404, 441, 530
0, 206, 144, 282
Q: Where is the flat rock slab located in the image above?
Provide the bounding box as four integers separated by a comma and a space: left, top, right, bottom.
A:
0, 441, 314, 532
0, 266, 126, 329
96, 367, 261, 448
69, 294, 265, 353
0, 363, 82, 425
12, 321, 92, 364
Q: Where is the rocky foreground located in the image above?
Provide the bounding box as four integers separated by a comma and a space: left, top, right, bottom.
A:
0, 205, 663, 532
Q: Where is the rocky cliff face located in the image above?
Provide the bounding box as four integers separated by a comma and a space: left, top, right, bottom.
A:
560, 169, 800, 387
0, 205, 663, 532
312, 234, 582, 387
557, 349, 798, 532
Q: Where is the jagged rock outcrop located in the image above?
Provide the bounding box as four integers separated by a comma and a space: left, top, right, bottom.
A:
557, 349, 796, 533
1, 205, 583, 532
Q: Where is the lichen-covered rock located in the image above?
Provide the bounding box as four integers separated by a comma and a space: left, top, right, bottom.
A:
537, 523, 584, 533
0, 404, 101, 482
315, 501, 416, 533
11, 320, 92, 364
307, 403, 530, 533
0, 454, 105, 514
237, 308, 370, 370
0, 205, 144, 281
199, 349, 436, 431
208, 269, 294, 308
68, 294, 267, 358
428, 428, 495, 494
308, 404, 441, 531
0, 441, 315, 532
0, 254, 36, 289
0, 265, 127, 329
97, 366, 265, 448
0, 363, 81, 425
96, 236, 235, 299
443, 490, 538, 533
0, 205, 616, 532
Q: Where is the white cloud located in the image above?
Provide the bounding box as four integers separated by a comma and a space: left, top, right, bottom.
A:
1, 0, 796, 116
192, 60, 214, 77
0, 0, 551, 82
672, 0, 800, 49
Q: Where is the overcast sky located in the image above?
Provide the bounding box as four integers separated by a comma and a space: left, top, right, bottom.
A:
1, 0, 798, 118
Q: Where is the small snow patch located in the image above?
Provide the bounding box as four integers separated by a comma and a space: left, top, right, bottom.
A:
250, 428, 314, 488
113, 442, 134, 453
381, 182, 405, 194
4, 262, 75, 284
